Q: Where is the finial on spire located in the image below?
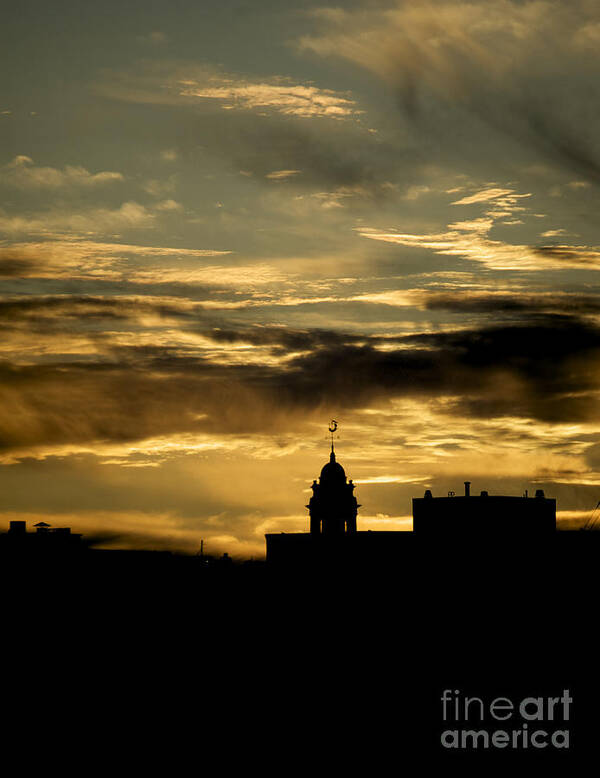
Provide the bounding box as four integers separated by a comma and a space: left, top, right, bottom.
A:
328, 419, 338, 457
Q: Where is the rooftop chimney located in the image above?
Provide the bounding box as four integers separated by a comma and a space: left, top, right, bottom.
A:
464, 481, 471, 497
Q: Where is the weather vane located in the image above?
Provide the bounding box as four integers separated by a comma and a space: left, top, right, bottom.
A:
328, 419, 338, 451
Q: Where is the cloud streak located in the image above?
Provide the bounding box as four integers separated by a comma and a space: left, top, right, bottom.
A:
180, 77, 360, 119
300, 0, 600, 181
0, 240, 233, 281
98, 62, 361, 119
357, 187, 600, 270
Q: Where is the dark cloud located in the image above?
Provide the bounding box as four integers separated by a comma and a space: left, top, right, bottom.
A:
204, 324, 363, 352
533, 246, 600, 264
0, 253, 39, 278
3, 315, 600, 452
423, 291, 600, 317
397, 316, 600, 421
0, 273, 248, 303
0, 295, 205, 338
0, 295, 166, 319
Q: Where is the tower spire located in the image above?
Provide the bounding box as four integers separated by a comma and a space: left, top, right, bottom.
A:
328, 419, 338, 460
308, 420, 358, 536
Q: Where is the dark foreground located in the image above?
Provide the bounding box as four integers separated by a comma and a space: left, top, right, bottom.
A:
2, 533, 598, 770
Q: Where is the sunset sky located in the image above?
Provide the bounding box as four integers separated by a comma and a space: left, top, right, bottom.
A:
2, 0, 600, 556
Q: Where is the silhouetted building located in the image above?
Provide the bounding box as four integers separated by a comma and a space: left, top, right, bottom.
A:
0, 520, 83, 558
265, 446, 558, 566
308, 445, 359, 536
266, 444, 409, 565
413, 481, 556, 535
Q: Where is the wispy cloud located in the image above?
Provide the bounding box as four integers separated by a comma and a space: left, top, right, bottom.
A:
357, 225, 600, 271
451, 187, 525, 206
300, 0, 600, 181
265, 169, 301, 180
99, 63, 361, 119
0, 239, 290, 293
357, 187, 600, 271
3, 155, 123, 189
0, 239, 232, 279
0, 202, 155, 237
179, 76, 360, 119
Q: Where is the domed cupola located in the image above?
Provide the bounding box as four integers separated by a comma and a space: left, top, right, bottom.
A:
307, 424, 360, 537
319, 449, 346, 484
